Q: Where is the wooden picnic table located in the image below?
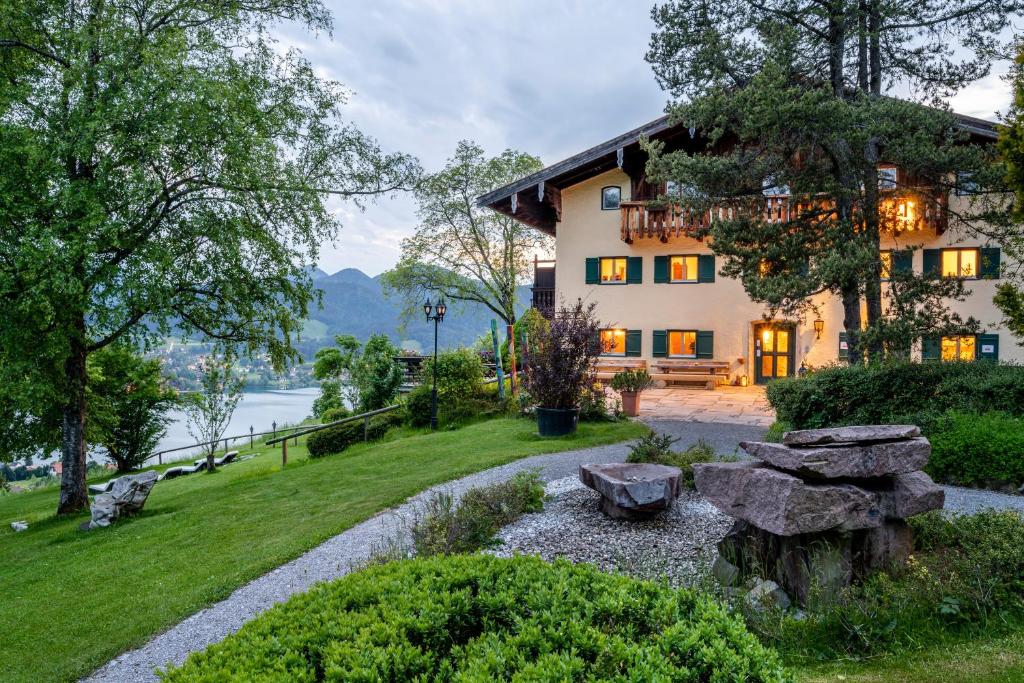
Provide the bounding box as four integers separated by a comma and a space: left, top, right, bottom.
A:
649, 359, 731, 390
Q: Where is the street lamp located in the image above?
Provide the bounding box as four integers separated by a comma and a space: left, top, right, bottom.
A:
424, 297, 447, 430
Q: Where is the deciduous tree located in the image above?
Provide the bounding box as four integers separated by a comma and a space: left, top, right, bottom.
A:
184, 355, 245, 472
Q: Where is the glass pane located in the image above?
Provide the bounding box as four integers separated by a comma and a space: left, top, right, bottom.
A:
942, 250, 959, 277
668, 331, 683, 356
761, 329, 774, 352
602, 186, 620, 210
776, 329, 789, 353
613, 258, 626, 282
941, 336, 958, 361
601, 329, 625, 355
776, 355, 788, 377
959, 336, 975, 361
683, 331, 696, 356
880, 251, 892, 279
960, 250, 977, 278
600, 259, 613, 282
670, 256, 698, 281
602, 258, 626, 282
761, 355, 773, 377
670, 257, 683, 281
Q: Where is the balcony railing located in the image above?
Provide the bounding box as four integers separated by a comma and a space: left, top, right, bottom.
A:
619, 192, 948, 243
532, 257, 555, 319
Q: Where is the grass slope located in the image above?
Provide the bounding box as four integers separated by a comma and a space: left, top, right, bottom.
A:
0, 418, 645, 683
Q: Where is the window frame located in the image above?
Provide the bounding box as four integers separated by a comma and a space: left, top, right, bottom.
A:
668, 254, 700, 283
598, 256, 628, 285
940, 247, 980, 280
599, 328, 627, 356
878, 166, 898, 190
600, 185, 622, 211
941, 335, 976, 362
667, 329, 698, 359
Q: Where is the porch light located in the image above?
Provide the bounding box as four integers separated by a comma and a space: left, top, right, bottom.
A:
813, 318, 824, 339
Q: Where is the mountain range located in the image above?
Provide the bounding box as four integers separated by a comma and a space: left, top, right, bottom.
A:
300, 267, 530, 354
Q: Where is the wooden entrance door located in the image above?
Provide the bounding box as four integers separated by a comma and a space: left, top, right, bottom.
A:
754, 324, 795, 384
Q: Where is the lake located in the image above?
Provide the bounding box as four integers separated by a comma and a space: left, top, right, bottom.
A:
153, 387, 319, 463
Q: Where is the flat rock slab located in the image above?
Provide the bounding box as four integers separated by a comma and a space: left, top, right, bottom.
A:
782, 425, 920, 446
740, 437, 931, 479
880, 470, 945, 519
579, 463, 682, 519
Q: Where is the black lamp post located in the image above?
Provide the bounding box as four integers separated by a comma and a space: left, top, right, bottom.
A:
424, 297, 447, 430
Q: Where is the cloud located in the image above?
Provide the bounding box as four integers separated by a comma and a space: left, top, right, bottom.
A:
277, 2, 1011, 277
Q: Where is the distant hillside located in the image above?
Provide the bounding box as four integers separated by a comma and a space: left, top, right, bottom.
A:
300, 268, 530, 354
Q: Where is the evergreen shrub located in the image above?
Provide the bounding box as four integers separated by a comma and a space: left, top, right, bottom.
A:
306, 410, 403, 458
926, 411, 1024, 486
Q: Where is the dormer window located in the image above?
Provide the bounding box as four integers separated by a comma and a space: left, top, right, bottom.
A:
601, 186, 621, 210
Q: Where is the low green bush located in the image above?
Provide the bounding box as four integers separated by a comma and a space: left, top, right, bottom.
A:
404, 382, 506, 429
162, 554, 791, 682
766, 361, 1024, 429
926, 411, 1024, 487
763, 420, 791, 443
421, 348, 485, 399
748, 510, 1024, 662
410, 470, 545, 557
625, 433, 722, 489
306, 410, 403, 458
578, 384, 622, 422
318, 406, 350, 423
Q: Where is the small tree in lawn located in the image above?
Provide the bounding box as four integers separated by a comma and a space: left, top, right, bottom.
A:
313, 334, 403, 412
185, 355, 245, 472
89, 347, 178, 473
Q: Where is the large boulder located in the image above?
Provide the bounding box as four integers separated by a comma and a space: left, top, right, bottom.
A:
579, 463, 682, 520
87, 470, 158, 530
876, 470, 945, 519
740, 437, 931, 479
782, 424, 920, 446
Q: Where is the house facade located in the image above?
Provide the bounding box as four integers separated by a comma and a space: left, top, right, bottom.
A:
479, 113, 1016, 385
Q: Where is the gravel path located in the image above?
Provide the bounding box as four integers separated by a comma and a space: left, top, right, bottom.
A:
83, 418, 1024, 681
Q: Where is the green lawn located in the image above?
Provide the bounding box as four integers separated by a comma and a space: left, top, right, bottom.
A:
0, 417, 646, 683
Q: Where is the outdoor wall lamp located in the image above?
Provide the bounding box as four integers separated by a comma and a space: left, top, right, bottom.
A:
813, 318, 824, 340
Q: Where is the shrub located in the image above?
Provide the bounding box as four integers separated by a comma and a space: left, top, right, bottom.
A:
578, 383, 621, 422
311, 379, 346, 419
421, 348, 485, 400
524, 299, 601, 409
764, 420, 791, 443
626, 433, 720, 489
766, 361, 1024, 429
319, 406, 350, 423
926, 411, 1024, 486
411, 470, 545, 556
306, 410, 403, 458
161, 554, 792, 682
404, 380, 503, 429
610, 368, 654, 393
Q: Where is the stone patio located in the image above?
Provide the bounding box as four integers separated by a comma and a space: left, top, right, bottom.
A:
636, 386, 774, 426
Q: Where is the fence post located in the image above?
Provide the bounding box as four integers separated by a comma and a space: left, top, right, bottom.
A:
250, 426, 254, 449
363, 415, 370, 441
282, 438, 288, 467
158, 453, 162, 466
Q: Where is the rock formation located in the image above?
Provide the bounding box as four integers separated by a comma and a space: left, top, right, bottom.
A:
694, 425, 943, 604
579, 463, 682, 520
87, 470, 159, 530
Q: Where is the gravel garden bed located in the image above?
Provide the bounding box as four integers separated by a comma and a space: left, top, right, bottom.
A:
490, 475, 732, 587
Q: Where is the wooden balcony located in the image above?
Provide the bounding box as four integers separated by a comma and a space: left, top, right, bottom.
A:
619, 192, 948, 244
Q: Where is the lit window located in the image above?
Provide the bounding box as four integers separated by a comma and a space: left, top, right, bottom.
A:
668, 330, 697, 358
941, 336, 975, 362
880, 251, 893, 280
600, 329, 626, 355
670, 255, 699, 282
601, 186, 621, 210
941, 249, 978, 278
878, 166, 897, 190
599, 257, 627, 283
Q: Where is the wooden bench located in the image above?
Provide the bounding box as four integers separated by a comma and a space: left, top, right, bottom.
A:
649, 359, 731, 390
592, 358, 648, 381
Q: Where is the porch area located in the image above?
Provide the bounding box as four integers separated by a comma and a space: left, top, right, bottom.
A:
635, 385, 775, 427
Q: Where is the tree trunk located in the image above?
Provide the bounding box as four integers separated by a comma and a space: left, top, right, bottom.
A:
206, 451, 216, 473
862, 151, 884, 361
57, 335, 90, 515
869, 1, 882, 95
841, 283, 864, 365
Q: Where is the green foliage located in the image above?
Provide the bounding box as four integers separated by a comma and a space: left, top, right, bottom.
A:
578, 384, 622, 422
306, 410, 403, 458
503, 307, 550, 370
422, 348, 485, 399
994, 283, 1024, 346
751, 510, 1024, 662
926, 411, 1024, 487
764, 420, 791, 443
626, 434, 720, 489
766, 361, 1024, 429
610, 368, 655, 393
313, 334, 403, 412
162, 554, 791, 682
310, 379, 345, 419
183, 355, 245, 468
524, 300, 602, 409
410, 471, 545, 557
319, 406, 350, 423
381, 140, 550, 326
88, 347, 179, 473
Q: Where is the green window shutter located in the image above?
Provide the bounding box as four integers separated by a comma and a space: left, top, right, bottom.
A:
625, 330, 642, 357
977, 333, 999, 361
921, 336, 940, 361
922, 249, 940, 276
589, 330, 601, 355
626, 256, 643, 284
653, 256, 669, 283
585, 257, 599, 285
838, 332, 849, 360
698, 254, 716, 283
696, 330, 714, 359
893, 250, 913, 275
652, 330, 667, 357
980, 247, 1000, 279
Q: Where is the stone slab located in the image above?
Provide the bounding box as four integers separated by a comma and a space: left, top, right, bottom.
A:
878, 470, 945, 519
740, 437, 931, 479
782, 425, 920, 446
579, 463, 681, 519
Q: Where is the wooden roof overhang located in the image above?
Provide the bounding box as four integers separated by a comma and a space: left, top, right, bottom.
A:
476, 111, 999, 237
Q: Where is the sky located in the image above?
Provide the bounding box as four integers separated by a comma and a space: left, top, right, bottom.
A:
281, 0, 1017, 277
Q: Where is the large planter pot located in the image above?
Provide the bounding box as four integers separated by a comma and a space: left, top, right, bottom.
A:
620, 390, 641, 417
536, 407, 579, 437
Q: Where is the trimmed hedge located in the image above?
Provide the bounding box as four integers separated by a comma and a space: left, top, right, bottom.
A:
306, 410, 404, 458
162, 555, 791, 682
927, 411, 1024, 487
766, 361, 1024, 429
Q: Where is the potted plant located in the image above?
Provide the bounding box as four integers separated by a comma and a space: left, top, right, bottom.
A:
610, 368, 654, 417
523, 299, 601, 437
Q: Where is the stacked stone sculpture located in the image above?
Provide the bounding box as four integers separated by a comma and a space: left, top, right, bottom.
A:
86, 470, 159, 530
694, 425, 944, 604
